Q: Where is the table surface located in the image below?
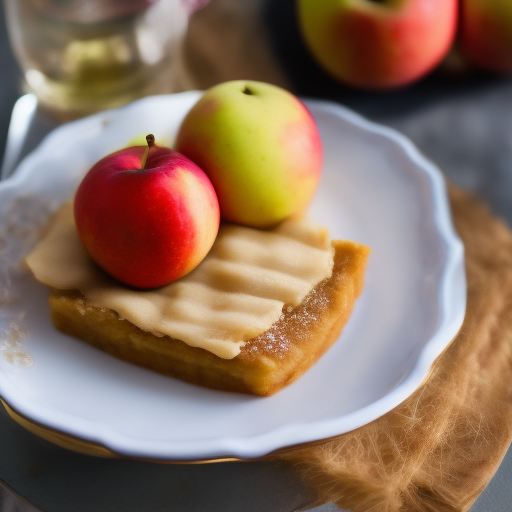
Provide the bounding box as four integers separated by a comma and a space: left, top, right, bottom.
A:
2, 4, 512, 512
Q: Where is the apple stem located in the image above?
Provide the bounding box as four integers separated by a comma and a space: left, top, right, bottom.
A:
140, 134, 155, 170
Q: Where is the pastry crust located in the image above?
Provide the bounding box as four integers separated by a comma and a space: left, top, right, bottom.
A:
49, 240, 370, 396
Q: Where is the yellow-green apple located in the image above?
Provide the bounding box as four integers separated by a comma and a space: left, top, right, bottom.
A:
460, 0, 512, 74
74, 135, 220, 289
296, 0, 458, 89
175, 80, 323, 228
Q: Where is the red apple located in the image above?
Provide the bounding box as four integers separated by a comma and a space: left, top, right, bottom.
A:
74, 135, 220, 289
296, 0, 458, 89
460, 0, 512, 75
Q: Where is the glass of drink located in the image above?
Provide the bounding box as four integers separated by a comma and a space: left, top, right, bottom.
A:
4, 0, 192, 119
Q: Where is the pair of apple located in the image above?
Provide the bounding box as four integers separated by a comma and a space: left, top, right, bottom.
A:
74, 80, 323, 289
297, 0, 512, 90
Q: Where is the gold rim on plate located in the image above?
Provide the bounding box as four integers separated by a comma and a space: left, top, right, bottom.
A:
1, 399, 241, 463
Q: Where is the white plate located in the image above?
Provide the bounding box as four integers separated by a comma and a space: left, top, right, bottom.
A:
0, 92, 466, 461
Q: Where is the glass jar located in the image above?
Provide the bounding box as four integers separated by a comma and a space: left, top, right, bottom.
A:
4, 0, 189, 119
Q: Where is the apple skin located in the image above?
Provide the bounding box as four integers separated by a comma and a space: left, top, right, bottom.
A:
74, 144, 220, 289
296, 0, 458, 89
460, 0, 512, 75
175, 80, 323, 229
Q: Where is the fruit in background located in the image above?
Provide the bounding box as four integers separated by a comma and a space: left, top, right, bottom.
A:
296, 0, 458, 89
460, 0, 512, 75
74, 135, 220, 289
175, 80, 323, 229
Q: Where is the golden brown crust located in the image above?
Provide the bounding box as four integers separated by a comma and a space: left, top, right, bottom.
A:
50, 241, 370, 396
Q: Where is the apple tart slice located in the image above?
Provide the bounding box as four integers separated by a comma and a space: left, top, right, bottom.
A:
26, 205, 370, 396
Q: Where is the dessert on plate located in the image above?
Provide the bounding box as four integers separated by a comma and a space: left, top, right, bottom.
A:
25, 80, 370, 396
27, 205, 369, 396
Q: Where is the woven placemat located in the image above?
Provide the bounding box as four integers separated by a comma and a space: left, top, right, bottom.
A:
268, 185, 512, 512
178, 3, 512, 510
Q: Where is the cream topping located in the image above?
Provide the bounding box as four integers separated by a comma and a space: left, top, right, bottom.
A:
26, 204, 334, 359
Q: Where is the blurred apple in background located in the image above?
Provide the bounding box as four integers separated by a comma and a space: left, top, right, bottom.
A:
296, 0, 458, 90
175, 80, 323, 229
460, 0, 512, 75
